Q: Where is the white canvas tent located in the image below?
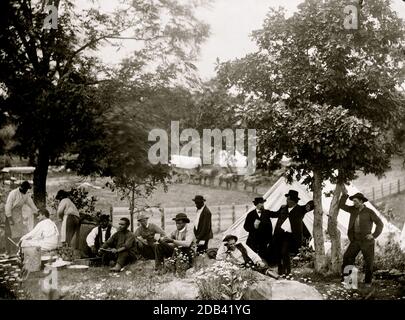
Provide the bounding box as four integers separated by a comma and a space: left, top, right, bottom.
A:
222, 177, 401, 253
170, 155, 202, 169
401, 223, 405, 252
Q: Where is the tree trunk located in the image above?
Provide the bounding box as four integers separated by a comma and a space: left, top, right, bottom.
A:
33, 148, 50, 208
129, 183, 135, 232
313, 170, 326, 272
327, 182, 343, 274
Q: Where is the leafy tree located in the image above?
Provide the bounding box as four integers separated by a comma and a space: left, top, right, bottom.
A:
218, 0, 405, 272
0, 0, 209, 207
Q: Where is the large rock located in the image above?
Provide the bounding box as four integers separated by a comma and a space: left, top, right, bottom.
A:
242, 280, 273, 300
159, 279, 199, 300
271, 280, 323, 300
243, 278, 323, 300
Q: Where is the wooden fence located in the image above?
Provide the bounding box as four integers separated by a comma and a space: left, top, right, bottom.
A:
362, 177, 405, 202
110, 204, 252, 233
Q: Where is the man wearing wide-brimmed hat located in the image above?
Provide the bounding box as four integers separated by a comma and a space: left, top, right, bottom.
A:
154, 213, 195, 271
243, 197, 273, 262
269, 190, 314, 276
133, 213, 166, 259
339, 186, 383, 287
192, 195, 213, 254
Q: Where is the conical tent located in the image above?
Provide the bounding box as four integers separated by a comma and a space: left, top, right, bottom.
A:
401, 223, 405, 252
222, 177, 401, 252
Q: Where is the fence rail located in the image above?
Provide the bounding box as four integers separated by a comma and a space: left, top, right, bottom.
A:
110, 177, 405, 232
361, 177, 405, 202
111, 204, 252, 233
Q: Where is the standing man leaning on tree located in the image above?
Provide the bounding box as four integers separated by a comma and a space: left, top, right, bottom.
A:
339, 186, 383, 287
269, 190, 314, 276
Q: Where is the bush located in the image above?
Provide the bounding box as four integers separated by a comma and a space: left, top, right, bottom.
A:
164, 247, 195, 277
291, 245, 315, 268
49, 187, 100, 223
194, 261, 256, 300
374, 236, 405, 272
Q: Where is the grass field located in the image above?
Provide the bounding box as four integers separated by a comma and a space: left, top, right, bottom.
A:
45, 175, 261, 213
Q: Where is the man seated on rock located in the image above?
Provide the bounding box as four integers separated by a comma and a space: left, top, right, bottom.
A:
133, 213, 166, 260
216, 235, 279, 279
19, 208, 59, 252
98, 218, 137, 272
86, 213, 117, 258
154, 213, 195, 271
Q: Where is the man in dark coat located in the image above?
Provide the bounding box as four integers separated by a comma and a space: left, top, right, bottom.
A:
243, 197, 273, 262
192, 195, 213, 254
339, 187, 383, 287
269, 190, 314, 276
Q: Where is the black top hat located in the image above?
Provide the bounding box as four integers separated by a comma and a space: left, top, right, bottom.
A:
223, 235, 238, 243
285, 190, 300, 202
172, 213, 190, 223
99, 213, 110, 221
253, 197, 266, 205
349, 192, 368, 203
192, 195, 206, 202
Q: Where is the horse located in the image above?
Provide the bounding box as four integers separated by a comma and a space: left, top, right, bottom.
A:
195, 165, 220, 186
218, 172, 239, 189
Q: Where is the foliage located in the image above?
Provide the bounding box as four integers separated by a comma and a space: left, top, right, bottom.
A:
216, 0, 405, 272
164, 247, 195, 278
0, 0, 210, 205
374, 234, 405, 272
48, 187, 99, 221
56, 246, 82, 262
194, 261, 256, 300
292, 245, 315, 268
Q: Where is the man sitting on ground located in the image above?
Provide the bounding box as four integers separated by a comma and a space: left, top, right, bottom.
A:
19, 208, 59, 252
86, 214, 117, 258
216, 235, 279, 279
155, 213, 195, 271
98, 218, 137, 272
133, 213, 166, 259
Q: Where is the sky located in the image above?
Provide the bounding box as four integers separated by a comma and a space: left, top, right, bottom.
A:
86, 0, 405, 80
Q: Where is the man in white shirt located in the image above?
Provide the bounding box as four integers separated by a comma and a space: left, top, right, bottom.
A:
155, 213, 195, 271
19, 208, 59, 251
4, 181, 38, 255
269, 190, 314, 276
86, 214, 117, 257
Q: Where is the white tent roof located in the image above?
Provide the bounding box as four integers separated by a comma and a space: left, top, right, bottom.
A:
401, 223, 405, 251
222, 177, 401, 252
170, 155, 202, 169
218, 150, 247, 168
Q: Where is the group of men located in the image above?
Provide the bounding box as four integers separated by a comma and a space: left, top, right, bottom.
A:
84, 195, 213, 272
220, 187, 384, 286
1, 181, 386, 286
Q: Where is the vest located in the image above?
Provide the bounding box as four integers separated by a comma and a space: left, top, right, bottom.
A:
94, 225, 112, 250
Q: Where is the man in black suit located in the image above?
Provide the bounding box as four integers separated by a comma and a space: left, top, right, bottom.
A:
192, 195, 213, 254
243, 197, 273, 262
269, 190, 314, 276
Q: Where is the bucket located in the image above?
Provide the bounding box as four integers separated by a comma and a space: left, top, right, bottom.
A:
22, 246, 41, 272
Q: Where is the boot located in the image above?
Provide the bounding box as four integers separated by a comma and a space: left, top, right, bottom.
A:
110, 263, 122, 272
